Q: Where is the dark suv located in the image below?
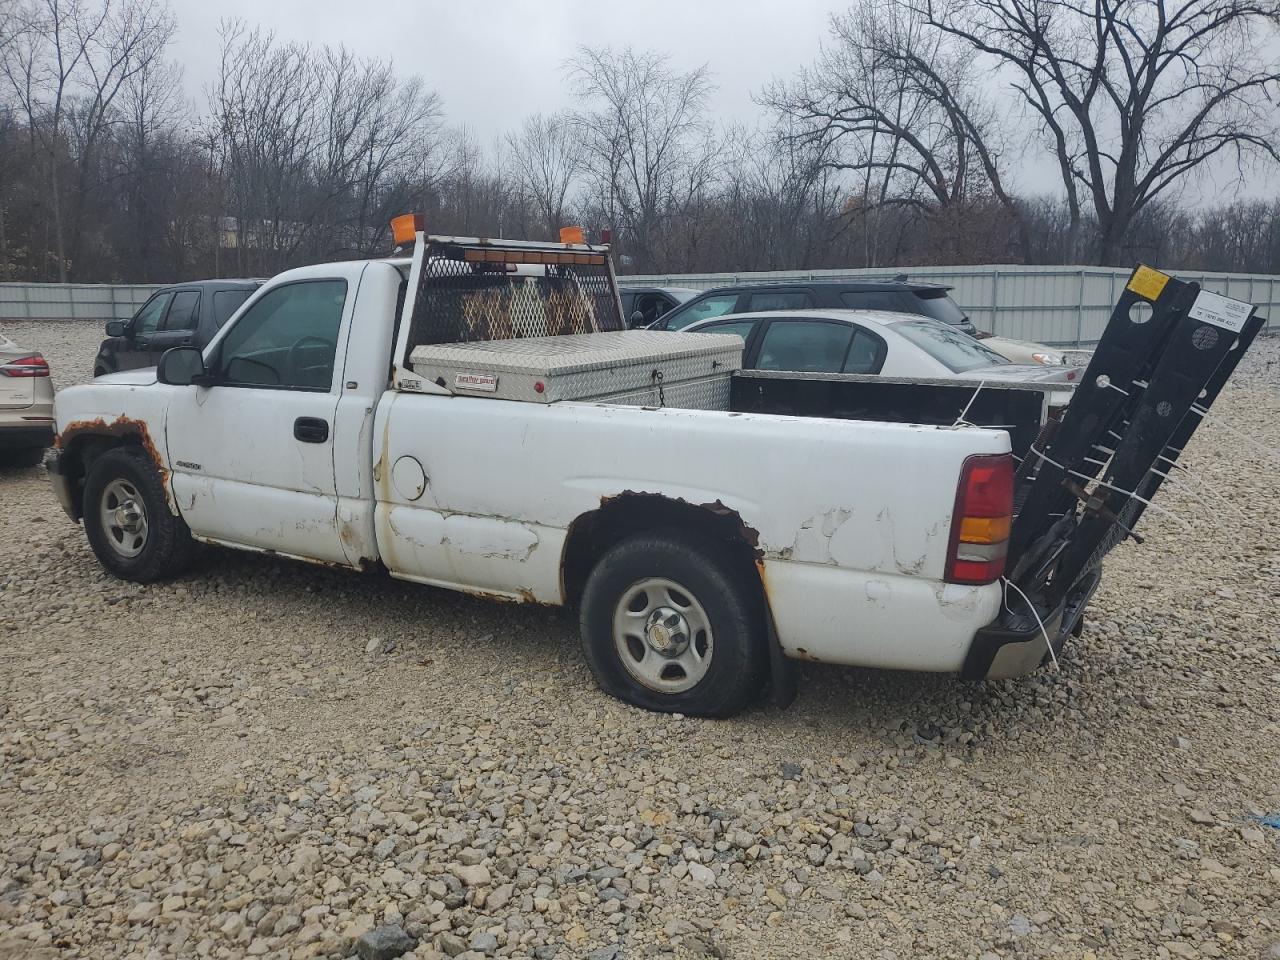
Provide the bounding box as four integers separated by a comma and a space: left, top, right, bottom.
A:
94, 279, 263, 376
646, 280, 976, 337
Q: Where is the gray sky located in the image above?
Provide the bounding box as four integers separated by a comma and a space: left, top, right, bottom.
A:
172, 0, 838, 146
168, 0, 1270, 206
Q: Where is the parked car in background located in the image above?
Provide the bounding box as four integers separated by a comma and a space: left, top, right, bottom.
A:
0, 332, 54, 467
619, 285, 700, 328
643, 279, 1068, 366
646, 280, 980, 337
682, 310, 1076, 397
94, 279, 263, 376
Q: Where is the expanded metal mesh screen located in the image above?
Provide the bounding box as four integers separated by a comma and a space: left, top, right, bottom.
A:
407, 242, 624, 348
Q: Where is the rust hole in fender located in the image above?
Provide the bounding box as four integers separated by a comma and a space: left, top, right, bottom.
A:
598, 490, 764, 561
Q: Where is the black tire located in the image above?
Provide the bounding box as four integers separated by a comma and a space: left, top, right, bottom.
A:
2, 446, 46, 468
579, 531, 766, 717
82, 446, 194, 582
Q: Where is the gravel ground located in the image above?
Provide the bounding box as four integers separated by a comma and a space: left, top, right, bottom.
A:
2, 320, 1278, 960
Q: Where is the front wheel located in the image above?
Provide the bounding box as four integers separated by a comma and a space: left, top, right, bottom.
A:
579, 531, 766, 717
83, 446, 194, 582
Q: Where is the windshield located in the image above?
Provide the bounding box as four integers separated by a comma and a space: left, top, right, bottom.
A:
911, 289, 968, 326
891, 319, 1009, 372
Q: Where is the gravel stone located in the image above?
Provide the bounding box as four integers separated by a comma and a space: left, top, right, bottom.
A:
3, 322, 1280, 959
356, 924, 416, 960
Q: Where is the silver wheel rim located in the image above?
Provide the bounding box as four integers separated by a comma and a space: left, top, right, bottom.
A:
612, 577, 714, 694
99, 478, 149, 558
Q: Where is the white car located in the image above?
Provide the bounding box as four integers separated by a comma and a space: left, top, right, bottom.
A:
682, 310, 1077, 390
1, 331, 55, 467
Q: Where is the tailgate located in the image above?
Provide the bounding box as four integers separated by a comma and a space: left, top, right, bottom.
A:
983, 266, 1263, 668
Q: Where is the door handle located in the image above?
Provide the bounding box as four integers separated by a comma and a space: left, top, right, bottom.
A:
293, 417, 329, 443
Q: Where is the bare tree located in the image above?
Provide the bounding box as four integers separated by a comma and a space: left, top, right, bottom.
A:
765, 1, 1030, 263
917, 0, 1280, 264
65, 0, 174, 276
212, 21, 323, 274
503, 112, 581, 239
115, 54, 182, 278
713, 121, 844, 270
210, 21, 447, 272
0, 0, 173, 280
566, 46, 720, 272
2, 0, 95, 280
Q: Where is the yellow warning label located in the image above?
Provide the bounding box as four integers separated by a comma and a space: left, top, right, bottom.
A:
1126, 264, 1170, 301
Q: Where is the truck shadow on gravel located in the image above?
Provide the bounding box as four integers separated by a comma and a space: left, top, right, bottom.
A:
184, 545, 1058, 737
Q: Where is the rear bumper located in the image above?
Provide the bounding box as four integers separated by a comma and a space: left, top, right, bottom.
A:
45, 447, 80, 521
763, 560, 1004, 672
0, 422, 55, 450
959, 567, 1101, 680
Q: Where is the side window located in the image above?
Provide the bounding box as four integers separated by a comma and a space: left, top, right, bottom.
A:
839, 290, 908, 312
634, 293, 672, 325
756, 320, 854, 374
664, 293, 740, 331
216, 279, 347, 391
163, 291, 201, 331
698, 319, 756, 342
843, 328, 886, 374
131, 292, 173, 337
746, 291, 812, 312
213, 289, 254, 328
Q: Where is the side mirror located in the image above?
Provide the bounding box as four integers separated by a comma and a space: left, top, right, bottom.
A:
105, 319, 127, 337
157, 346, 210, 387
629, 310, 647, 329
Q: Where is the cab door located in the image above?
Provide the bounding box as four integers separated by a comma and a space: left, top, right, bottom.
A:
147, 289, 201, 365
117, 292, 172, 370
165, 269, 360, 565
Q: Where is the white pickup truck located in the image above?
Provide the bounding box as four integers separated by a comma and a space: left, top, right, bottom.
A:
47, 226, 1253, 715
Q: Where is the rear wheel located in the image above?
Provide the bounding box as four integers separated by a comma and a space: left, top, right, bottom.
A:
579, 531, 765, 717
83, 447, 193, 582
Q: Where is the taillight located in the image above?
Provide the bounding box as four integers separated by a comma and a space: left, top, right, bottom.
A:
945, 454, 1013, 585
0, 355, 49, 377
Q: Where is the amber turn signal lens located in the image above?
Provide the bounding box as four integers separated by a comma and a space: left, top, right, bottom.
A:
958, 515, 1012, 544
391, 213, 425, 246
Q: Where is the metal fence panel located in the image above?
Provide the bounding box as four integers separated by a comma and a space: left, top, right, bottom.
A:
4, 266, 1277, 346
0, 283, 160, 322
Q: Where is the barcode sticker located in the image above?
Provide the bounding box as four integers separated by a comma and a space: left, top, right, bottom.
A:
1187, 291, 1252, 333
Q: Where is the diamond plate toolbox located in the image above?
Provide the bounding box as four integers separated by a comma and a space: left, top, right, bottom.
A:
408, 331, 743, 407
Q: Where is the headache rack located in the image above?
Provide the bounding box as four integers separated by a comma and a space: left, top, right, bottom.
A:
399, 233, 621, 354
964, 264, 1264, 678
